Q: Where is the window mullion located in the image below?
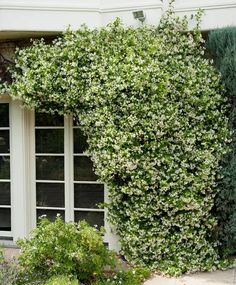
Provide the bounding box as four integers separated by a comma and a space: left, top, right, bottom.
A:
29, 110, 37, 231
11, 100, 31, 239
64, 116, 74, 222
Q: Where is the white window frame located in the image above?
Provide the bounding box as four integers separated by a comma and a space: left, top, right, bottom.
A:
0, 95, 11, 237
28, 111, 115, 247
0, 96, 119, 250
0, 95, 31, 241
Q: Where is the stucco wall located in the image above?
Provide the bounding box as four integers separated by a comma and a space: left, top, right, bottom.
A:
0, 0, 236, 39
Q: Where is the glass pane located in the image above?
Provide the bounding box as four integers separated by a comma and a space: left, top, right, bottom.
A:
37, 209, 65, 222
35, 113, 64, 127
0, 156, 10, 179
74, 128, 88, 153
36, 183, 64, 207
0, 182, 10, 205
74, 184, 104, 209
36, 129, 64, 154
0, 130, 10, 153
74, 156, 97, 181
36, 156, 64, 181
0, 104, 9, 127
75, 211, 104, 228
0, 208, 11, 231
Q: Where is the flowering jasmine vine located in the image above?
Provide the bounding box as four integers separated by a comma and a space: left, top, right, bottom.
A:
6, 8, 230, 276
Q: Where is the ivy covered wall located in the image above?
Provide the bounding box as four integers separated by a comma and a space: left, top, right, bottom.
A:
2, 9, 232, 276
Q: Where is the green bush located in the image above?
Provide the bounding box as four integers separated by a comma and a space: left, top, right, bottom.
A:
17, 217, 116, 284
43, 276, 79, 285
8, 7, 230, 275
206, 27, 236, 255
94, 267, 150, 285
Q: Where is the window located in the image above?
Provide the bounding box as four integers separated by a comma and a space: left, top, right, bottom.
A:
0, 103, 11, 233
0, 99, 118, 248
35, 113, 65, 221
73, 122, 105, 229
34, 113, 105, 229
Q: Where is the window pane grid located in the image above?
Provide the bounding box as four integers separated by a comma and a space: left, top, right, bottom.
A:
73, 126, 104, 229
34, 114, 105, 232
35, 113, 65, 224
0, 103, 11, 232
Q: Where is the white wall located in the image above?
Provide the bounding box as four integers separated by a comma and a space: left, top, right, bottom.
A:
175, 0, 236, 30
0, 0, 236, 37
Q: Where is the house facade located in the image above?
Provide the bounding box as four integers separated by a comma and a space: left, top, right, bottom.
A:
0, 0, 236, 250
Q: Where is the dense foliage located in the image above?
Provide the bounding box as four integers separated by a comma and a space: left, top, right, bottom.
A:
8, 9, 230, 275
15, 217, 149, 285
43, 276, 79, 285
17, 218, 116, 284
207, 27, 236, 255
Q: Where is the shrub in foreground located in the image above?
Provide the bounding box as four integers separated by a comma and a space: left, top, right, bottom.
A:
17, 217, 116, 284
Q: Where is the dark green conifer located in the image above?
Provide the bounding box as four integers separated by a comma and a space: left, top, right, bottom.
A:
207, 27, 236, 254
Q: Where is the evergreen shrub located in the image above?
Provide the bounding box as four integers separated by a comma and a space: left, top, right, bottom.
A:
7, 9, 230, 275
207, 27, 236, 255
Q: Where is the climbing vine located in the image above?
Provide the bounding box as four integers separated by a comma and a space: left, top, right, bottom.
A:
7, 9, 230, 275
